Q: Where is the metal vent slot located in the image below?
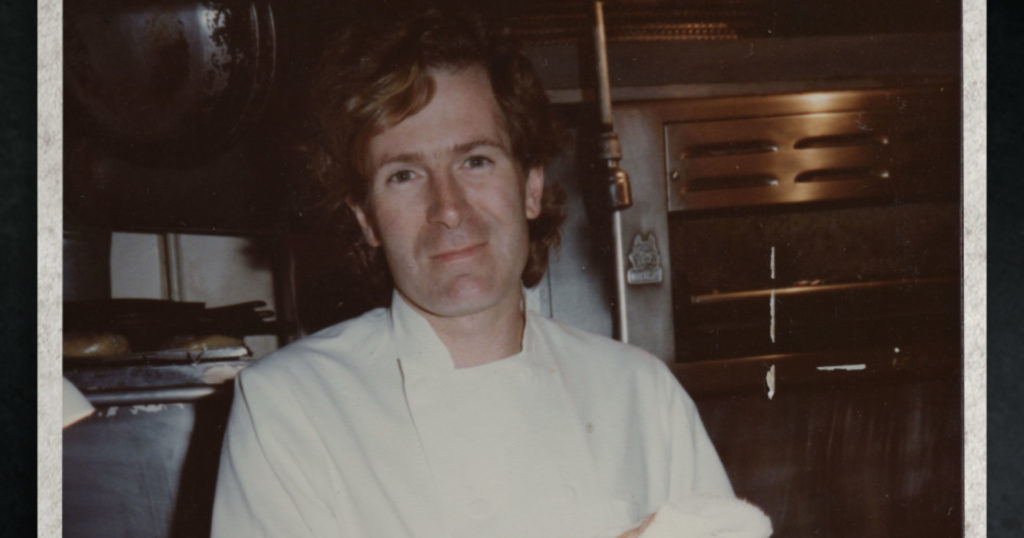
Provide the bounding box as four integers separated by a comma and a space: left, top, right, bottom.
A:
687, 174, 779, 192
679, 145, 885, 186
795, 167, 890, 183
664, 88, 957, 211
683, 140, 779, 158
794, 133, 889, 149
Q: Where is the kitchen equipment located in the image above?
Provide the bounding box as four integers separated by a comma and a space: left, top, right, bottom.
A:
65, 0, 276, 167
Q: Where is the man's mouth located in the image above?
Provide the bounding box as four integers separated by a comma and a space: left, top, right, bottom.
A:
432, 242, 486, 262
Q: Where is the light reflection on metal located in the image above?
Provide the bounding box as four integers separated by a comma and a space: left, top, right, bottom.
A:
797, 92, 844, 112
85, 386, 218, 406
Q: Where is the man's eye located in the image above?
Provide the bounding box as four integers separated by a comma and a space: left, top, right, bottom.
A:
465, 156, 493, 169
388, 170, 415, 183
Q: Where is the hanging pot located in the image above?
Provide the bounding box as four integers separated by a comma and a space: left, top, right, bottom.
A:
65, 0, 276, 167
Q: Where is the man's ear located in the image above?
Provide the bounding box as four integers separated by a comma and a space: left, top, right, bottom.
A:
524, 166, 544, 220
346, 197, 381, 247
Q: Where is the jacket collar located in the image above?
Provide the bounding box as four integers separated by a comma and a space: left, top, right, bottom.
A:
389, 290, 457, 372
388, 289, 540, 373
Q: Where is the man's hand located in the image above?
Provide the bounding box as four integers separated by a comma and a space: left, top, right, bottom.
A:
616, 513, 656, 538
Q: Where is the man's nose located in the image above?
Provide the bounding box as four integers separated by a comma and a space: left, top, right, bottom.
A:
426, 172, 469, 228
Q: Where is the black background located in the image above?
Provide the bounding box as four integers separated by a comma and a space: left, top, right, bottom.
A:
987, 0, 1023, 535
1, 0, 39, 536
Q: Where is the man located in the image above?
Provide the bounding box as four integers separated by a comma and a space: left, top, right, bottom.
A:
212, 7, 769, 537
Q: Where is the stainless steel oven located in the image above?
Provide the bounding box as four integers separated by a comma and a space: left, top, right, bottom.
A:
531, 30, 962, 536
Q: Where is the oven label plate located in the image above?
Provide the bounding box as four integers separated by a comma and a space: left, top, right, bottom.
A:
627, 233, 664, 285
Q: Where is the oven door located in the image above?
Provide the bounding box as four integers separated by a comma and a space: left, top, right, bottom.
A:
602, 84, 962, 537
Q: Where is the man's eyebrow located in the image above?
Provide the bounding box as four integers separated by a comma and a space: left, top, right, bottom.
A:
451, 138, 508, 155
376, 151, 423, 168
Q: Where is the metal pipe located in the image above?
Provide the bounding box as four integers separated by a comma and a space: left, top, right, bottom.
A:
593, 1, 614, 127
163, 232, 185, 301
593, 1, 633, 342
612, 212, 629, 343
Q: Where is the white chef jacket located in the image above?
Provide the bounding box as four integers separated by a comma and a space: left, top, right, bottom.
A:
211, 292, 734, 537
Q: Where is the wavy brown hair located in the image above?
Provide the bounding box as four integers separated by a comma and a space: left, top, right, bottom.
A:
305, 6, 566, 302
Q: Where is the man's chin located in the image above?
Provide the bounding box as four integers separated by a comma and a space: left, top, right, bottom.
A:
414, 280, 505, 319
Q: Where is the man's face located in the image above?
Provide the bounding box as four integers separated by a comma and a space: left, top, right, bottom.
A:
349, 65, 544, 320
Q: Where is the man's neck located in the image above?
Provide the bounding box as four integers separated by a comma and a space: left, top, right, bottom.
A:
411, 292, 526, 369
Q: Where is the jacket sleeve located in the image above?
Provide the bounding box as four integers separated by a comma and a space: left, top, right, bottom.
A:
211, 369, 338, 537
657, 361, 735, 499
637, 363, 776, 537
